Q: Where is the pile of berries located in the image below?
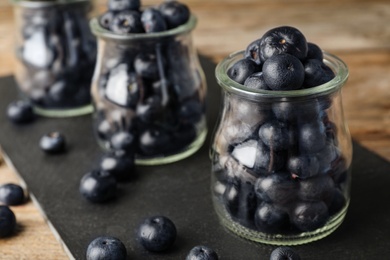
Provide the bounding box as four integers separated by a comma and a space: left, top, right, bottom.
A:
16, 2, 96, 109
94, 0, 205, 159
228, 26, 335, 90
213, 26, 349, 235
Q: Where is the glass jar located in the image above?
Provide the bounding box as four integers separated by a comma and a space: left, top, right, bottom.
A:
89, 15, 207, 165
12, 0, 96, 117
211, 51, 351, 245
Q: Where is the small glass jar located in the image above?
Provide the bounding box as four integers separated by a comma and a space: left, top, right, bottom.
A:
12, 0, 96, 117
210, 51, 351, 245
89, 15, 207, 165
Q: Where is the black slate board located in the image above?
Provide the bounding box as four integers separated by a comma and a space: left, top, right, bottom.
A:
1, 57, 390, 260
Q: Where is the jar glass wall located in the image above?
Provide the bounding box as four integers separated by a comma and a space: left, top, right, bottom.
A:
90, 15, 207, 165
12, 0, 96, 117
211, 51, 351, 245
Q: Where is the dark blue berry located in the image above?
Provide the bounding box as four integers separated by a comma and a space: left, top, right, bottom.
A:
108, 0, 140, 12
272, 98, 321, 124
159, 0, 190, 29
39, 131, 66, 154
298, 121, 327, 153
245, 38, 261, 65
6, 100, 35, 124
259, 26, 308, 62
262, 53, 305, 90
298, 174, 335, 203
292, 201, 329, 232
328, 189, 346, 216
186, 245, 219, 260
178, 99, 203, 123
0, 206, 16, 237
134, 53, 160, 79
79, 170, 117, 203
254, 172, 298, 205
272, 99, 297, 123
228, 97, 271, 127
295, 99, 322, 123
138, 127, 171, 156
86, 236, 127, 260
306, 42, 323, 61
110, 10, 144, 34
0, 184, 25, 206
110, 131, 136, 154
96, 119, 113, 140
244, 72, 269, 90
254, 202, 289, 234
48, 80, 77, 103
219, 118, 256, 149
141, 8, 167, 33
227, 58, 260, 84
303, 59, 335, 88
258, 120, 289, 151
99, 152, 135, 181
171, 123, 197, 150
316, 142, 339, 174
136, 96, 163, 123
99, 11, 116, 30
287, 154, 319, 179
137, 215, 177, 252
270, 246, 301, 260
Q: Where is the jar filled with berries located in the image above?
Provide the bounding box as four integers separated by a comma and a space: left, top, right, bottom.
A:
12, 0, 97, 117
90, 0, 207, 165
211, 26, 351, 245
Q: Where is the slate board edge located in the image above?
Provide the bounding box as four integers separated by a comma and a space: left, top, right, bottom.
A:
0, 147, 76, 260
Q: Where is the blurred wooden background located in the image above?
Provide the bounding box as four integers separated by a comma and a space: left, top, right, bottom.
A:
0, 0, 389, 258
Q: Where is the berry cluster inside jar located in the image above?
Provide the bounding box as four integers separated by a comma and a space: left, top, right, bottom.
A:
99, 0, 191, 34
212, 26, 349, 235
93, 0, 206, 160
15, 1, 96, 109
228, 26, 335, 90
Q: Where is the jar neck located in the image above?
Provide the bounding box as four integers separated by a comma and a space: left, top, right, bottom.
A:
215, 51, 349, 102
90, 15, 197, 44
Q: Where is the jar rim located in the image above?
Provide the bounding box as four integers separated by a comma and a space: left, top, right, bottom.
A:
89, 14, 197, 41
11, 0, 88, 8
215, 50, 349, 99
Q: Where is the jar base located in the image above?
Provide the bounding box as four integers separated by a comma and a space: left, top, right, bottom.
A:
135, 128, 207, 166
33, 104, 93, 118
213, 198, 350, 246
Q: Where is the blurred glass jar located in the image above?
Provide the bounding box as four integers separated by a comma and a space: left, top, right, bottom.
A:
89, 15, 207, 165
12, 0, 96, 117
211, 51, 351, 245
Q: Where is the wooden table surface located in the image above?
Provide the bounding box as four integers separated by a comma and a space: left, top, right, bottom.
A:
0, 0, 389, 259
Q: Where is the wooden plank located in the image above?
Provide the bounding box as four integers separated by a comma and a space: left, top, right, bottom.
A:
191, 2, 390, 58
0, 163, 68, 260
338, 50, 390, 161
